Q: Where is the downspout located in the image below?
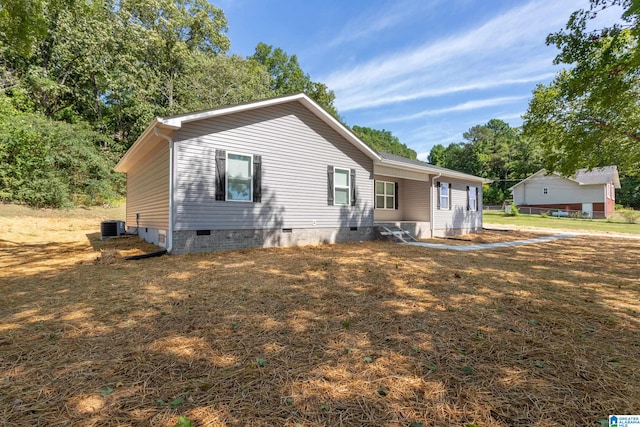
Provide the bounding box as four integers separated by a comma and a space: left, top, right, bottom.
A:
430, 172, 442, 237
154, 127, 174, 253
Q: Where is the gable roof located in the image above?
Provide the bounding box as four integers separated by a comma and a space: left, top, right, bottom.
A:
114, 93, 487, 184
378, 152, 491, 183
574, 166, 621, 188
115, 93, 380, 173
509, 166, 621, 191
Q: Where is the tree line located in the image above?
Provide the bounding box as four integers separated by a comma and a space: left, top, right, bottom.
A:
0, 0, 413, 207
431, 0, 640, 208
0, 0, 638, 208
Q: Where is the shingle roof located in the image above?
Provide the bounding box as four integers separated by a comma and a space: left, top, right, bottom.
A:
574, 166, 621, 188
377, 152, 490, 182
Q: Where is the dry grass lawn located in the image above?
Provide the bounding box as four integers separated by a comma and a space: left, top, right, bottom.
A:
1, 204, 639, 426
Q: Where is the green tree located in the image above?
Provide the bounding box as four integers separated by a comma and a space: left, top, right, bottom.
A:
0, 0, 46, 57
119, 0, 230, 112
250, 42, 338, 117
175, 54, 271, 112
427, 144, 446, 165
432, 120, 542, 205
351, 126, 417, 159
523, 0, 640, 176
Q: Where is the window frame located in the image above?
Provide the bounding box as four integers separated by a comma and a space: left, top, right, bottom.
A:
468, 185, 477, 211
333, 167, 351, 206
225, 151, 253, 202
543, 187, 549, 195
439, 182, 450, 210
375, 180, 396, 210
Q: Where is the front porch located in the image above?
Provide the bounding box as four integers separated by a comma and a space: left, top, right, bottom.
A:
373, 172, 433, 239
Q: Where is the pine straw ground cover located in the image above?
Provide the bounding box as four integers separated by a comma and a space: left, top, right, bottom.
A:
1, 207, 640, 426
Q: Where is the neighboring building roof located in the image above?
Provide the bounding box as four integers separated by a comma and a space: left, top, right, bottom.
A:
378, 152, 491, 183
114, 93, 488, 184
574, 166, 621, 188
509, 166, 621, 191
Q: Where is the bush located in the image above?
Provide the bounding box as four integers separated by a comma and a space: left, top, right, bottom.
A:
618, 209, 640, 224
0, 112, 123, 208
504, 202, 520, 217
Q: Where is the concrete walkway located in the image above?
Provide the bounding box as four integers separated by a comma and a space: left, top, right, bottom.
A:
407, 233, 577, 252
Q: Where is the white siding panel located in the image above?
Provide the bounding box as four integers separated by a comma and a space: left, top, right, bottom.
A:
432, 178, 482, 235
125, 140, 169, 229
173, 102, 374, 230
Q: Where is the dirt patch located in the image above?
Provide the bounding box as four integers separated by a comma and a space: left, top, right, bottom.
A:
1, 206, 639, 426
419, 228, 552, 245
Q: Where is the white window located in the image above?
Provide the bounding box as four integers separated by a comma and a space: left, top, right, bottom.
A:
334, 168, 350, 205
543, 187, 549, 195
468, 186, 477, 211
439, 182, 450, 209
375, 181, 395, 209
226, 153, 252, 201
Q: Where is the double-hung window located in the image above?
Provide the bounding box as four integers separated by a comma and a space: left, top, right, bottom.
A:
215, 149, 261, 203
468, 186, 477, 211
375, 181, 395, 209
439, 182, 450, 209
226, 153, 252, 201
334, 168, 350, 205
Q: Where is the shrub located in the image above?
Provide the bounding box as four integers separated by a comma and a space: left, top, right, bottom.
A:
504, 202, 520, 217
618, 209, 640, 224
0, 112, 122, 208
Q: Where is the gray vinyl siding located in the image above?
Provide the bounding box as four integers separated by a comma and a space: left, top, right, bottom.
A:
373, 175, 403, 221
173, 102, 374, 230
404, 179, 430, 221
373, 176, 430, 222
432, 178, 482, 234
513, 175, 603, 205
125, 140, 170, 229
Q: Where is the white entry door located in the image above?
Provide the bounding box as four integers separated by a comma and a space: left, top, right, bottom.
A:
582, 203, 593, 218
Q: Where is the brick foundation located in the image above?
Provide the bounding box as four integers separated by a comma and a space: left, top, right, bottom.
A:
171, 226, 375, 255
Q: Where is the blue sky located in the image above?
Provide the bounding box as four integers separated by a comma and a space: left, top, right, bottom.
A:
218, 0, 621, 160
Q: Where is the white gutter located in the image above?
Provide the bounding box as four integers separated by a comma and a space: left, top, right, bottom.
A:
430, 172, 442, 237
154, 127, 174, 254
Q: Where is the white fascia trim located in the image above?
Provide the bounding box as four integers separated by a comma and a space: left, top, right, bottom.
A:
114, 118, 161, 173
158, 93, 381, 162
378, 159, 490, 183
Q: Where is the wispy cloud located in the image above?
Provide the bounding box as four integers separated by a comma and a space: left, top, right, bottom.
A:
380, 95, 530, 123
324, 1, 442, 48
321, 0, 586, 112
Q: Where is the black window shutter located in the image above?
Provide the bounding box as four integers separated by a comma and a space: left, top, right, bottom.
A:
215, 149, 226, 201
436, 181, 441, 209
466, 185, 470, 211
449, 184, 452, 210
327, 166, 334, 205
350, 168, 356, 206
475, 186, 479, 211
253, 154, 262, 203
394, 182, 399, 210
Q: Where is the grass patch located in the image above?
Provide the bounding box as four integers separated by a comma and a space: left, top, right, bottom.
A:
1, 205, 639, 425
484, 210, 640, 234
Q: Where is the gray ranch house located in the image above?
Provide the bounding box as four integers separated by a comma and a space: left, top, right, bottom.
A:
509, 166, 620, 218
114, 93, 488, 254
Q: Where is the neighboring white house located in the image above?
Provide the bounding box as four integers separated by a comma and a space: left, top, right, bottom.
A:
509, 166, 621, 218
114, 93, 489, 254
